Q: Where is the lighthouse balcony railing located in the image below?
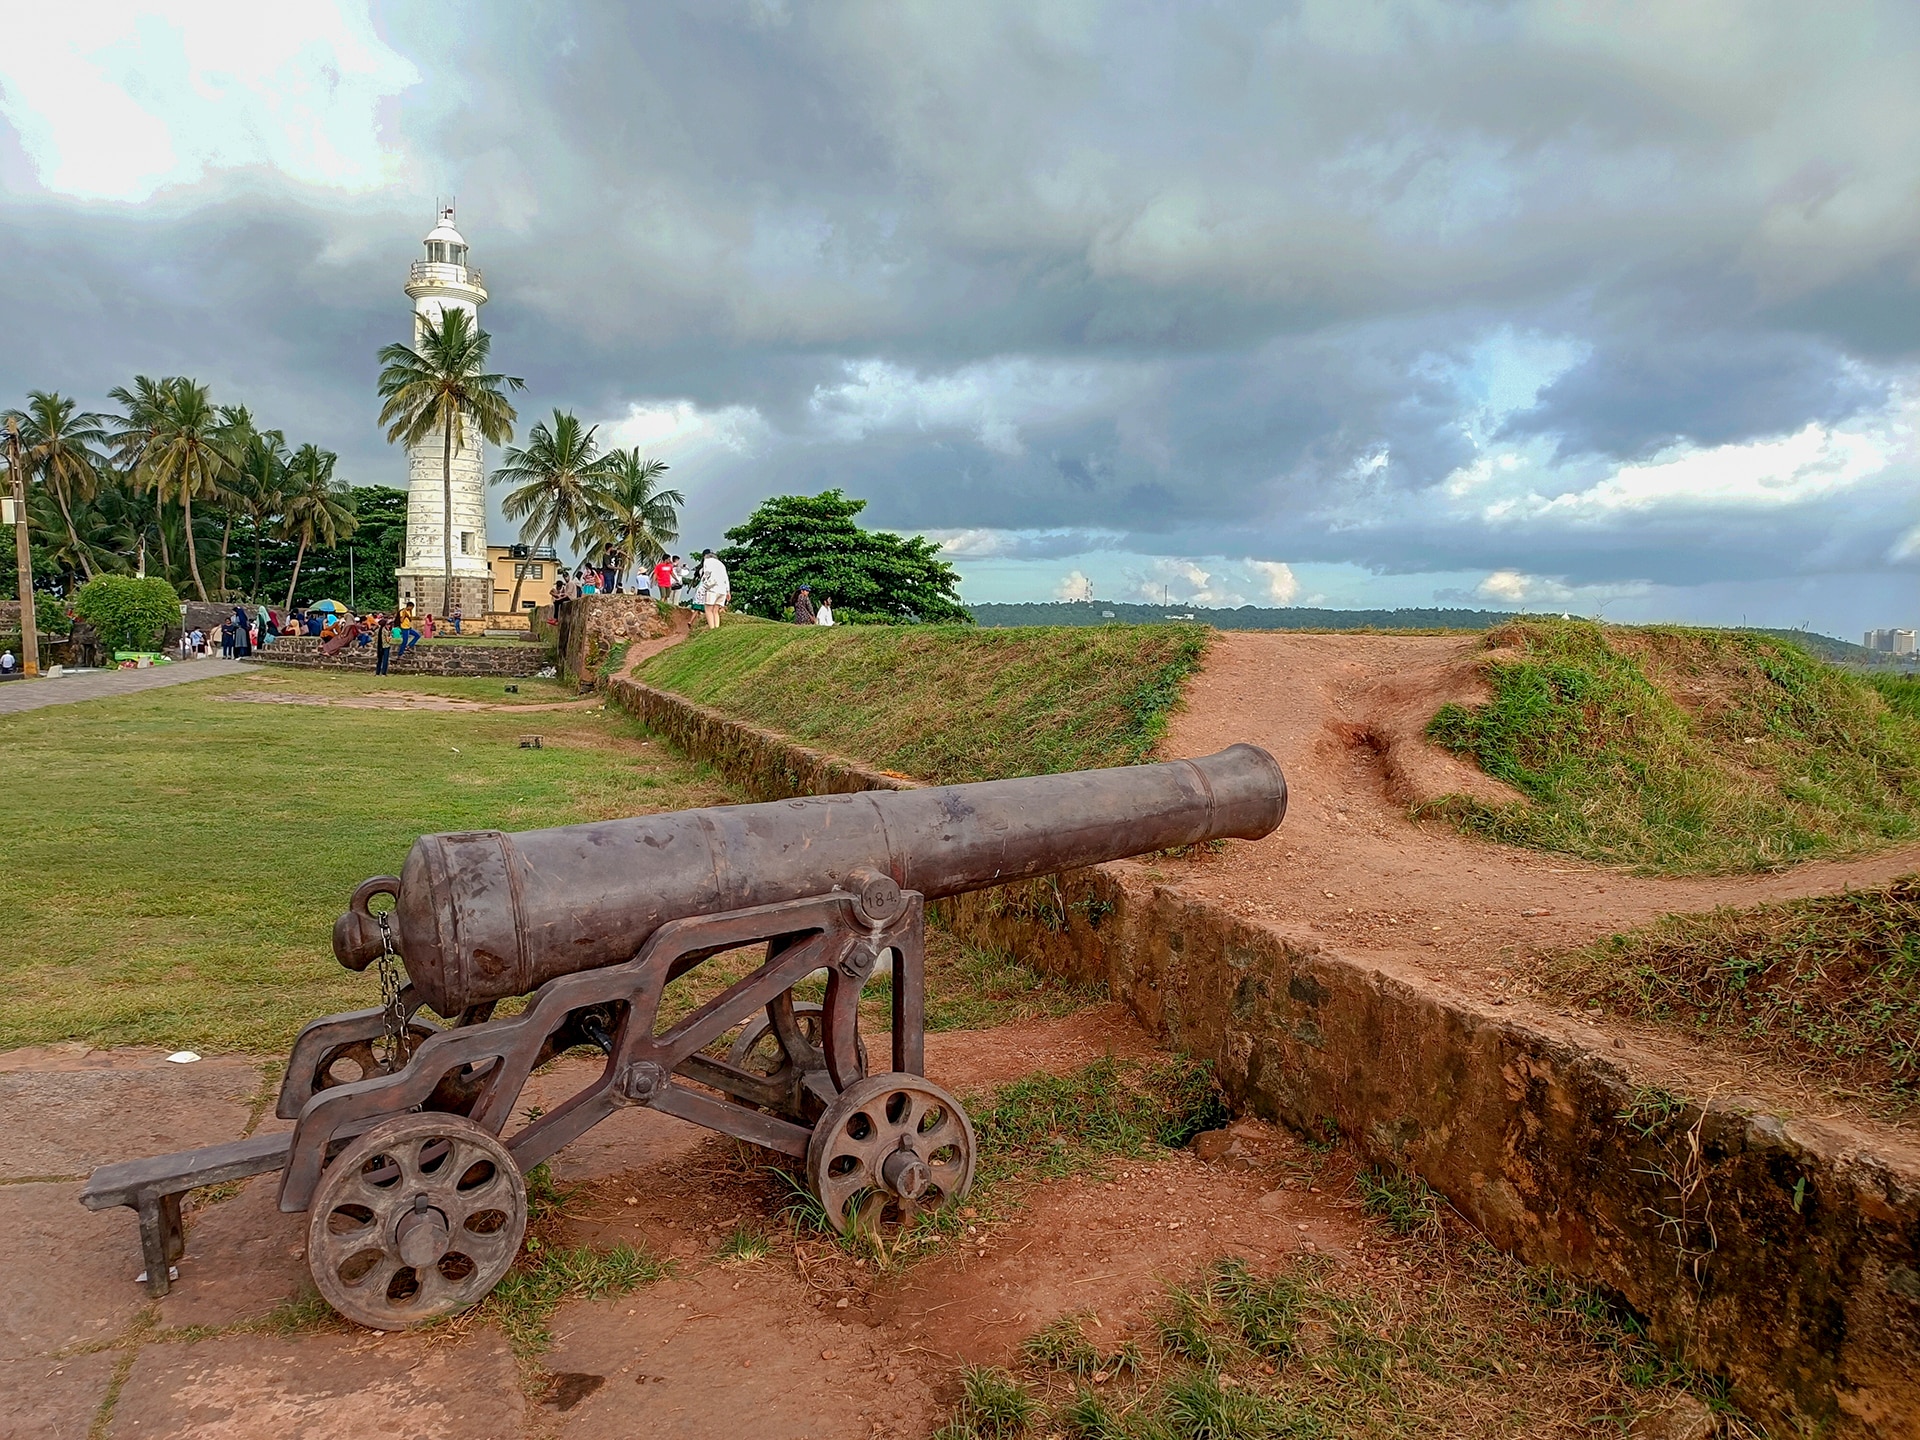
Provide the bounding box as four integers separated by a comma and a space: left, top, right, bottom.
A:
408, 260, 485, 290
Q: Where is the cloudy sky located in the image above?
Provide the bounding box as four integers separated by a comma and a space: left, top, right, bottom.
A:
3, 1, 1919, 633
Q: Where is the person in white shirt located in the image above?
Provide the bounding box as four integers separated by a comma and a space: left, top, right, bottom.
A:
694, 549, 730, 629
0, 649, 15, 674
815, 598, 834, 626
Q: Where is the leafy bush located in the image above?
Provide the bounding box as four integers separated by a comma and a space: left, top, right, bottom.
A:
35, 592, 70, 637
717, 489, 969, 624
71, 575, 180, 653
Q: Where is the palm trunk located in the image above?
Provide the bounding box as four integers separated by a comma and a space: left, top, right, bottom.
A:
181, 481, 209, 601
509, 570, 526, 614
50, 477, 96, 580
218, 512, 232, 597
251, 512, 264, 600
283, 534, 308, 614
156, 501, 172, 577
441, 410, 455, 618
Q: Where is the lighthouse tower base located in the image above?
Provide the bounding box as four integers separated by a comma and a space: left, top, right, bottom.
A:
394, 568, 493, 621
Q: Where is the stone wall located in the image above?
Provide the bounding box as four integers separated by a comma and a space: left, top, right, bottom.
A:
607, 672, 1920, 1437
556, 594, 672, 687
245, 634, 552, 677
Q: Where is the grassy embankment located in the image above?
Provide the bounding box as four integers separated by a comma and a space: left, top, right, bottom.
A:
1424, 619, 1920, 874
638, 620, 1210, 782
1542, 877, 1920, 1115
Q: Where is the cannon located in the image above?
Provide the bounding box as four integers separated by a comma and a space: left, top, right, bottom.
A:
82, 745, 1286, 1329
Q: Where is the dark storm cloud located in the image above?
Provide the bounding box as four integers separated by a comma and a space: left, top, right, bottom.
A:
2, 0, 1919, 609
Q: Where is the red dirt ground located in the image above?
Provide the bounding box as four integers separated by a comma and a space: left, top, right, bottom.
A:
1155, 630, 1920, 1135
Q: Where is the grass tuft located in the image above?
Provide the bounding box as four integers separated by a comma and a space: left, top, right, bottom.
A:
638, 620, 1211, 782
1423, 618, 1920, 873
714, 1220, 773, 1265
479, 1241, 671, 1355
940, 1365, 1041, 1440
1543, 876, 1920, 1113
1355, 1167, 1445, 1240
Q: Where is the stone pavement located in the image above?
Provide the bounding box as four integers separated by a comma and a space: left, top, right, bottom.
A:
0, 659, 248, 716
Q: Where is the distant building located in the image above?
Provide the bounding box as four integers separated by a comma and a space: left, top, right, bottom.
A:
488, 543, 560, 613
1864, 629, 1917, 654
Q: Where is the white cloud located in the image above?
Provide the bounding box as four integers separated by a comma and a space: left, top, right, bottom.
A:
599, 400, 770, 463
1476, 570, 1573, 605
0, 2, 419, 201
925, 526, 1126, 560
1246, 560, 1299, 605
1053, 570, 1094, 601
1129, 557, 1246, 608
806, 356, 1139, 455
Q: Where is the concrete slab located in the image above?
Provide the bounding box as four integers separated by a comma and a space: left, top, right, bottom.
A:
107, 1328, 524, 1440
0, 659, 247, 716
541, 1275, 936, 1440
0, 1051, 263, 1180
157, 1175, 309, 1332
0, 1181, 149, 1360
0, 1347, 121, 1440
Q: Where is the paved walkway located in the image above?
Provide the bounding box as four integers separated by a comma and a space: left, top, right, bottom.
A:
0, 658, 249, 716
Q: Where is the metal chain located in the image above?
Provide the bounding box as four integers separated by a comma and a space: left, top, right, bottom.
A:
375, 909, 410, 1071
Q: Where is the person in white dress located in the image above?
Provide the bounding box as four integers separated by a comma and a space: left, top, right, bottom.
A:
815, 598, 834, 626
694, 549, 730, 629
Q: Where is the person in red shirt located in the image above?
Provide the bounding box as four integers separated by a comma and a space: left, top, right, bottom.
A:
651, 555, 678, 603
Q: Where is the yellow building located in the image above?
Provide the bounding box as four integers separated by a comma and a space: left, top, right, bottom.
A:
486, 543, 561, 619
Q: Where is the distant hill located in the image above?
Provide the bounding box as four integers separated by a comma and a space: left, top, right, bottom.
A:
969, 600, 1533, 632
967, 601, 1869, 660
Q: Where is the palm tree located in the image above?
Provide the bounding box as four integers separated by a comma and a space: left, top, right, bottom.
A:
213, 406, 273, 597
280, 444, 355, 612
226, 423, 290, 600
491, 410, 613, 613
5, 392, 108, 580
376, 306, 523, 615
581, 448, 682, 594
107, 376, 186, 588
121, 379, 232, 600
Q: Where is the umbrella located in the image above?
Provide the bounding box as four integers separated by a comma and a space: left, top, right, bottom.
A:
307, 599, 344, 613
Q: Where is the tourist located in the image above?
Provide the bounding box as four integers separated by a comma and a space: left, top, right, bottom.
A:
423, 611, 436, 640
375, 615, 392, 675
816, 597, 835, 627
397, 598, 421, 659
231, 606, 253, 658
676, 554, 697, 603
450, 605, 463, 635
792, 586, 816, 625
0, 649, 15, 675
650, 554, 676, 602
220, 619, 235, 658
190, 627, 205, 656
694, 548, 729, 630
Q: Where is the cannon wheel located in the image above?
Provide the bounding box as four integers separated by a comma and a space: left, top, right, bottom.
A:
726, 1000, 868, 1082
806, 1073, 975, 1237
307, 1112, 527, 1331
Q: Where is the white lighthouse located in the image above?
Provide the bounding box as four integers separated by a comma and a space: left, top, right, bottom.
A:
394, 205, 493, 620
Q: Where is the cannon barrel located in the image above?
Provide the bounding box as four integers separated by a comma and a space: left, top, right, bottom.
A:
335, 744, 1286, 1016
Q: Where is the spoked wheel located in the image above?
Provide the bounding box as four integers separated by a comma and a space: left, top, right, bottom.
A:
727, 1001, 868, 1079
806, 1073, 976, 1237
307, 1113, 526, 1330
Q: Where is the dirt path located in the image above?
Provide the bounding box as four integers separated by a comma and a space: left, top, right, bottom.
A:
1162, 632, 1920, 983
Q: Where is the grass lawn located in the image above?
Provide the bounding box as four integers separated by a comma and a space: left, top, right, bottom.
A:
240, 668, 577, 706
2, 667, 1098, 1057
638, 619, 1210, 782
1, 669, 733, 1054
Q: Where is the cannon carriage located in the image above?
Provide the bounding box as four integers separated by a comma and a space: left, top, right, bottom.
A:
82, 746, 1286, 1330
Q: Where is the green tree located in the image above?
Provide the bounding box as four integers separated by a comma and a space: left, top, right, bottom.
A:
581, 448, 681, 586
71, 574, 180, 653
375, 306, 523, 615
106, 376, 177, 582
228, 424, 290, 600
279, 445, 356, 611
491, 409, 610, 612
110, 377, 231, 600
5, 392, 108, 580
719, 490, 969, 624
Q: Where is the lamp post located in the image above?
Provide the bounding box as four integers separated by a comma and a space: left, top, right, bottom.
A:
5, 415, 38, 677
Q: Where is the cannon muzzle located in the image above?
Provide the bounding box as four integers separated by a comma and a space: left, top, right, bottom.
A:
336, 744, 1285, 1016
